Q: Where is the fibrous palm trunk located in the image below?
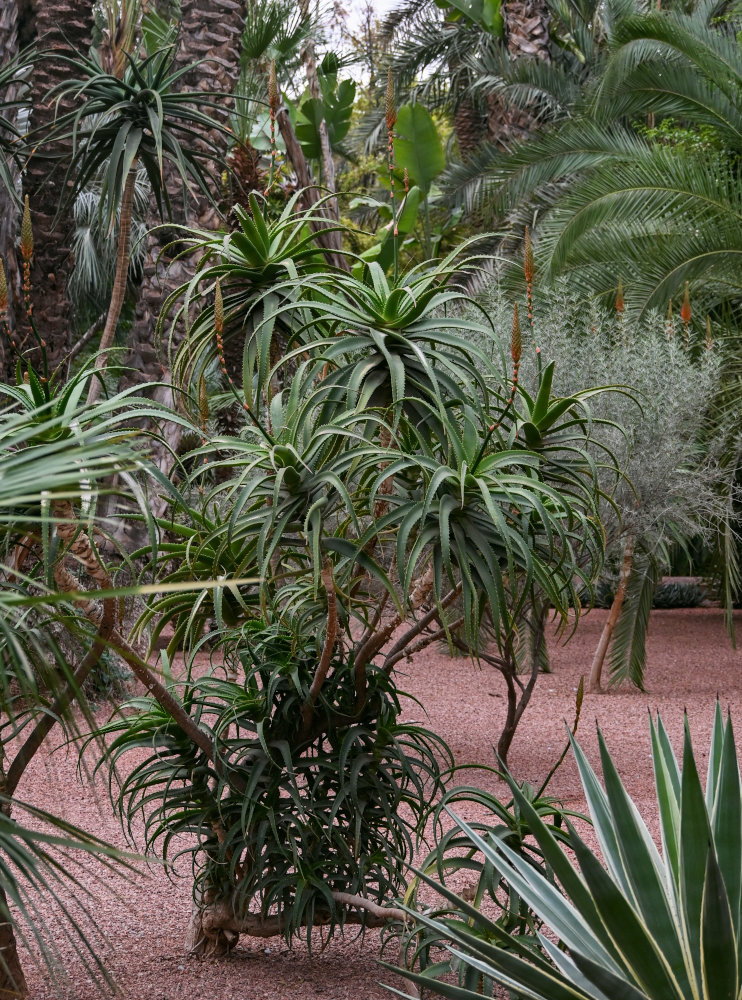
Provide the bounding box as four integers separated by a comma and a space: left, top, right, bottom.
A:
86, 166, 137, 405
0, 0, 20, 381
22, 0, 94, 369
486, 0, 551, 148
128, 0, 245, 388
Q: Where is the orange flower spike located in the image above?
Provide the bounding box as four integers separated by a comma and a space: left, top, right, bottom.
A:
0, 259, 7, 314
524, 227, 534, 284
268, 60, 279, 114
615, 277, 625, 314
681, 282, 691, 324
705, 315, 713, 351
214, 277, 224, 336
511, 302, 522, 365
20, 195, 33, 262
385, 67, 397, 132
199, 374, 210, 429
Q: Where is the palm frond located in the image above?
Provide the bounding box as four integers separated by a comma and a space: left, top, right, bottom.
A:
607, 554, 657, 689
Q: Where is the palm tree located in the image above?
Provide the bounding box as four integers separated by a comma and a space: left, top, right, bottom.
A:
0, 31, 28, 380
376, 0, 551, 156
450, 1, 742, 318
130, 0, 246, 389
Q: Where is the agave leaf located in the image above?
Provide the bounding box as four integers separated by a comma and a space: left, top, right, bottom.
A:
700, 841, 738, 1000
505, 775, 622, 961
595, 729, 692, 992
540, 938, 641, 1000
679, 716, 713, 996
568, 733, 636, 902
650, 714, 682, 889
570, 830, 685, 998
445, 810, 620, 971
712, 712, 742, 951
707, 700, 726, 809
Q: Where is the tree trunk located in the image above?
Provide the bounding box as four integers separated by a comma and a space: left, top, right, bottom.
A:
496, 632, 542, 767
0, 0, 21, 382
127, 0, 245, 389
588, 535, 635, 693
23, 0, 95, 369
86, 166, 136, 405
485, 0, 551, 149
504, 0, 550, 62
0, 741, 26, 1000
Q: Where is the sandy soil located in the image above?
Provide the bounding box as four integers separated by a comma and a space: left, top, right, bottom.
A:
15, 607, 742, 1000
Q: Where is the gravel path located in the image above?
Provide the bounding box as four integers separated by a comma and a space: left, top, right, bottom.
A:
16, 607, 742, 1000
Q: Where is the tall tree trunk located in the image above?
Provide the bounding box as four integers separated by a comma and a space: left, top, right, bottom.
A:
23, 0, 94, 369
486, 0, 551, 148
588, 535, 635, 693
127, 0, 245, 390
0, 885, 26, 1000
0, 0, 21, 382
0, 745, 26, 1000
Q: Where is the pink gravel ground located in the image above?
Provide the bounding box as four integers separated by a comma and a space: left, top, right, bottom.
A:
16, 607, 742, 1000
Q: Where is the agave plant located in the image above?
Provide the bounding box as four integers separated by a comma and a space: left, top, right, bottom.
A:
391, 703, 742, 1000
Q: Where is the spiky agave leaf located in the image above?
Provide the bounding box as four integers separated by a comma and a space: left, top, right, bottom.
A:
390, 708, 742, 1000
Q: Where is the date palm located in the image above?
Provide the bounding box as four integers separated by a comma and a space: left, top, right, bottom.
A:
454, 1, 742, 318
378, 0, 550, 155
131, 0, 246, 390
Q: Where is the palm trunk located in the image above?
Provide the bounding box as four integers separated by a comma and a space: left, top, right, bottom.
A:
129, 0, 246, 384
23, 0, 95, 369
0, 0, 20, 381
486, 0, 551, 149
588, 535, 635, 693
86, 166, 136, 405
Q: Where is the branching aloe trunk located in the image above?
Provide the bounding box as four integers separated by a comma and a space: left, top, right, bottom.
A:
86, 166, 137, 406
588, 534, 635, 693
